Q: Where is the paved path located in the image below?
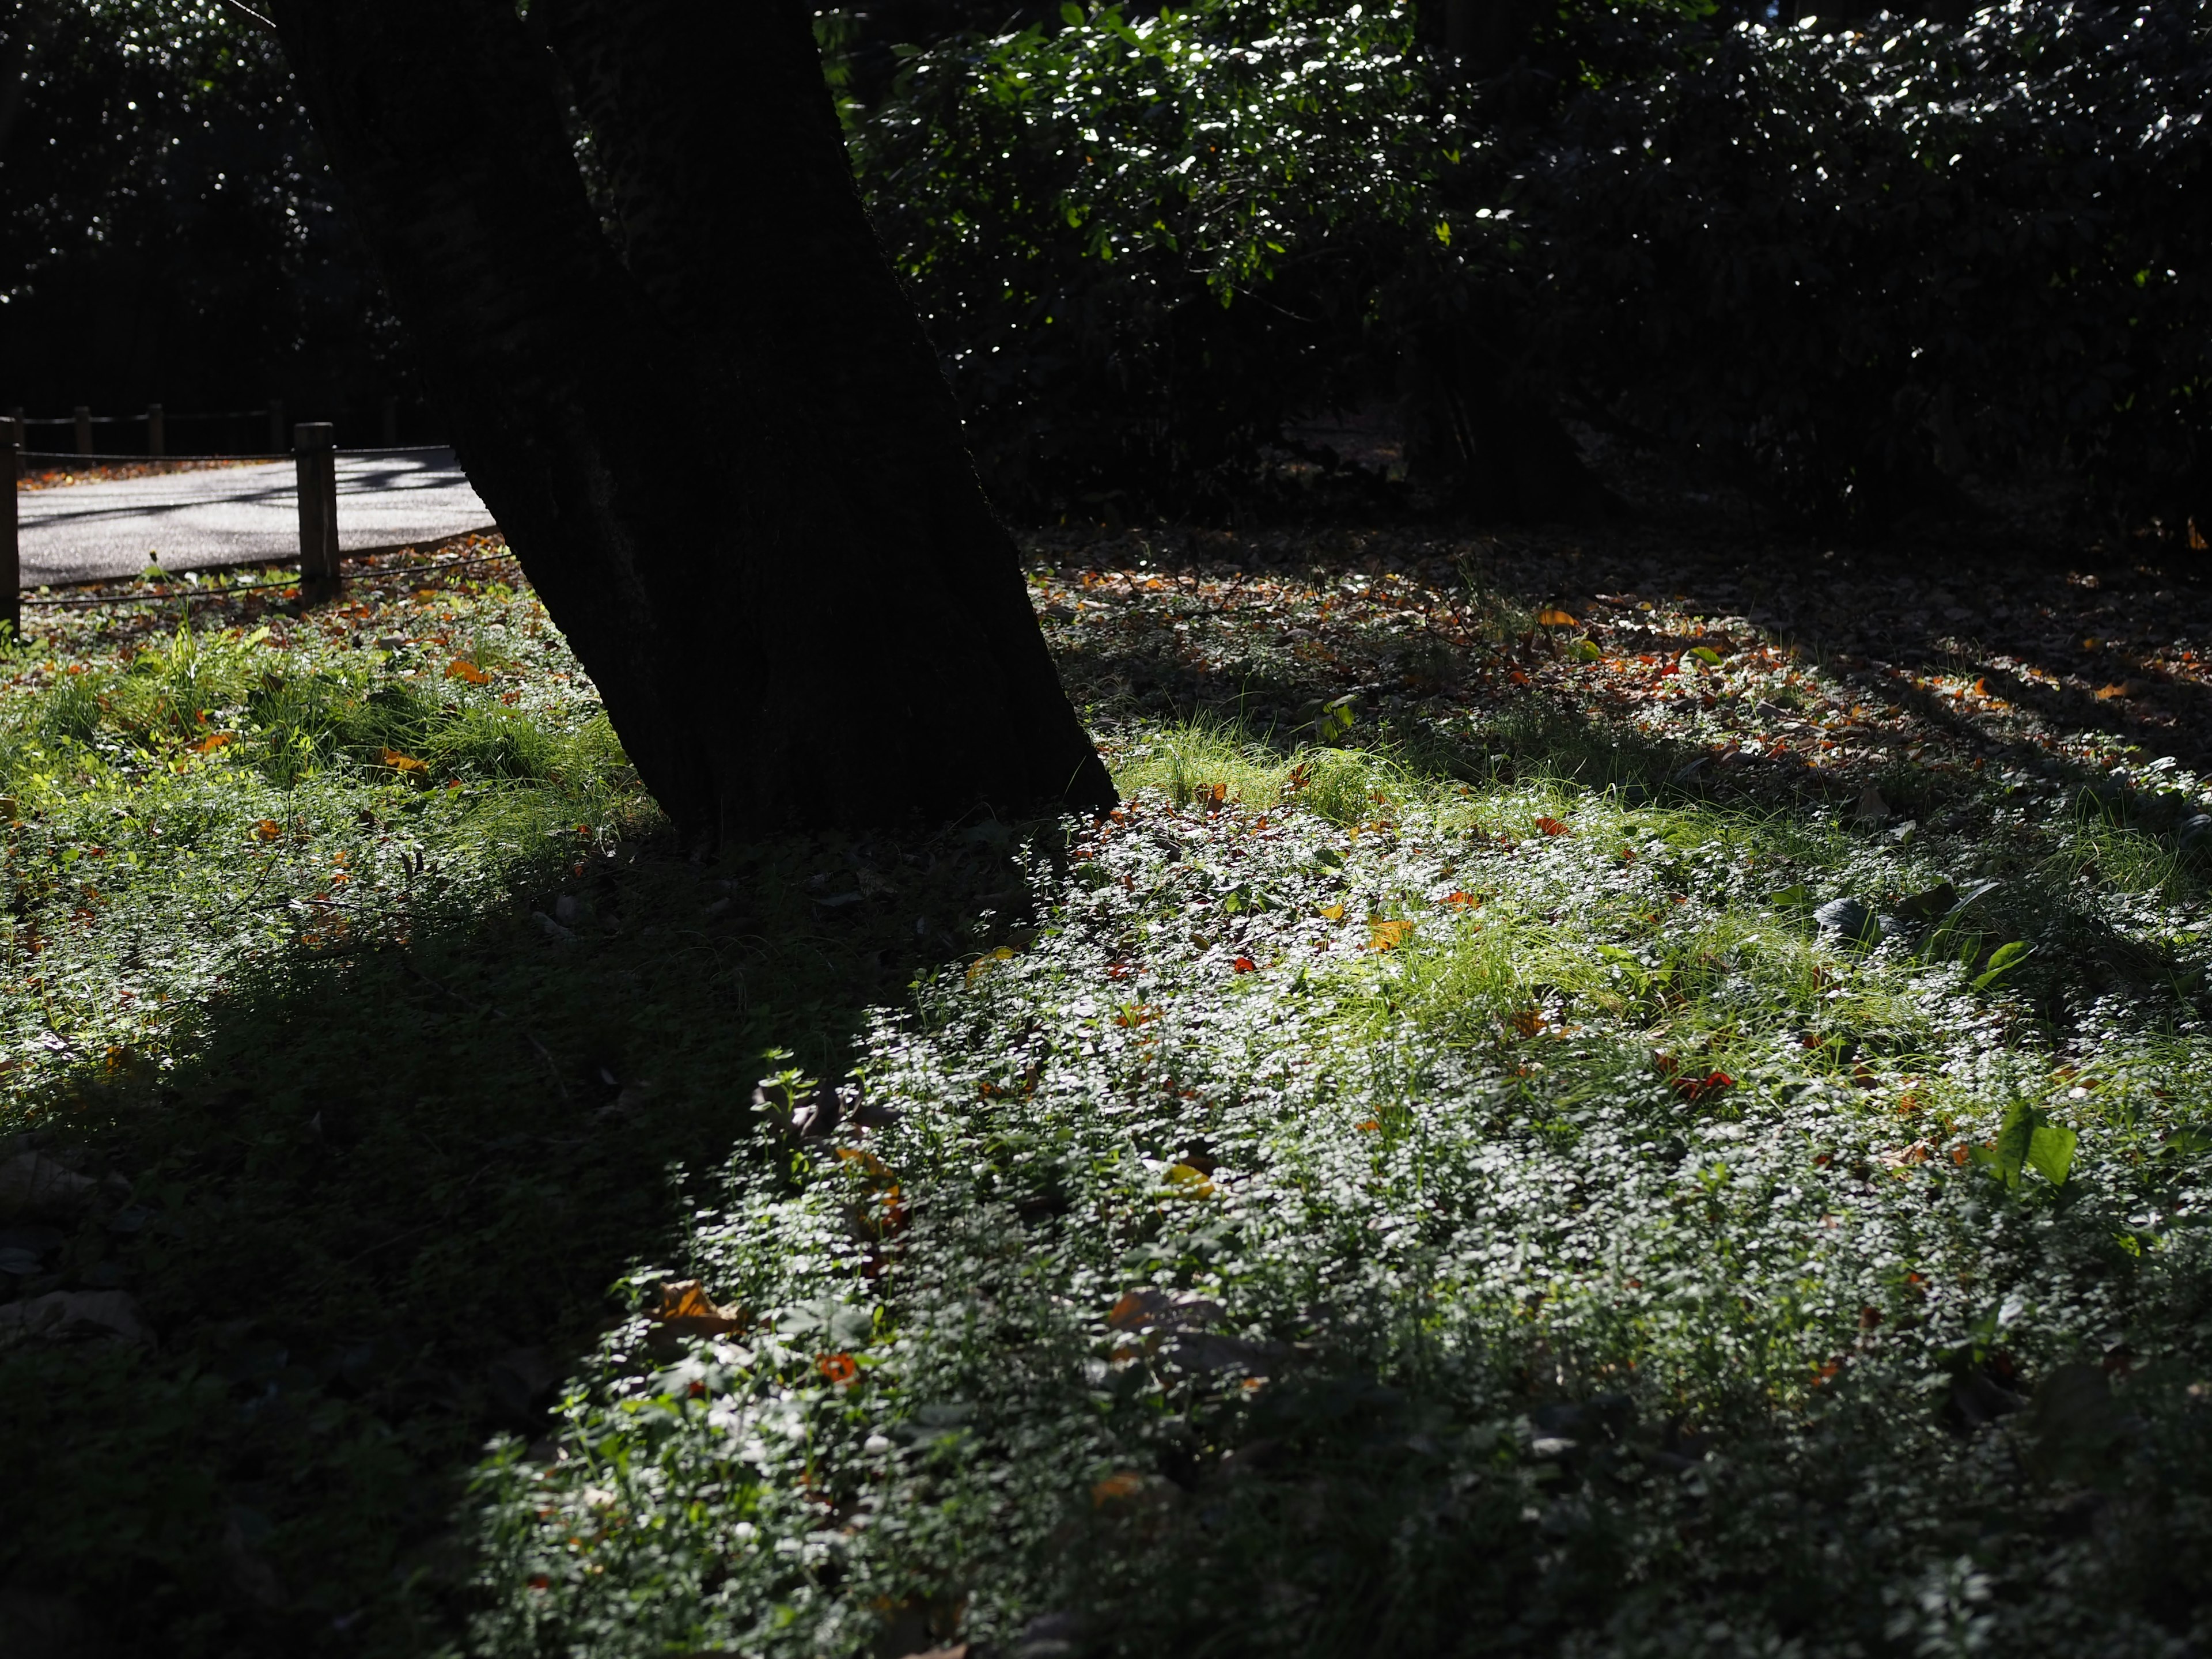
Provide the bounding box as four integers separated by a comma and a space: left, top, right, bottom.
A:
16, 448, 497, 588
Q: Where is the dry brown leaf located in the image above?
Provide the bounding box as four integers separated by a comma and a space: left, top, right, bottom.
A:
652, 1279, 747, 1336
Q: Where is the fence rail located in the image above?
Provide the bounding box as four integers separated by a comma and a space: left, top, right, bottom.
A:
7, 395, 412, 457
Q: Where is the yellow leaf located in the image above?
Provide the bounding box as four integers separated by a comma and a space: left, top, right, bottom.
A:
381, 749, 427, 772
965, 944, 1017, 982
1536, 607, 1577, 627
1319, 903, 1346, 922
1162, 1161, 1215, 1198
1368, 918, 1414, 951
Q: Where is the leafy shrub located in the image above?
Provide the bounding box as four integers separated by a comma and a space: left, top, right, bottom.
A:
858, 0, 2212, 526
855, 1, 1448, 509
1511, 0, 2212, 523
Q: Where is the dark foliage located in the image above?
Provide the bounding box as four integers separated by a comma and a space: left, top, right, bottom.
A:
0, 1, 406, 441
1516, 0, 2212, 525
854, 0, 2212, 528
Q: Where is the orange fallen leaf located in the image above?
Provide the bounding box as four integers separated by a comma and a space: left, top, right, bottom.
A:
446, 659, 493, 684
1535, 815, 1570, 836
835, 1147, 893, 1181
1442, 890, 1482, 908
1092, 1471, 1148, 1507
1536, 607, 1577, 626
2095, 683, 2130, 701
1231, 955, 1257, 974
187, 731, 233, 754
652, 1279, 747, 1336
816, 1352, 859, 1386
1368, 918, 1414, 951
253, 819, 282, 841
381, 749, 427, 772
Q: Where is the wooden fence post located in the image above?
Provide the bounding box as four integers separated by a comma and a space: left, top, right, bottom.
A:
3, 419, 18, 643
74, 406, 92, 457
296, 422, 342, 602
147, 403, 165, 459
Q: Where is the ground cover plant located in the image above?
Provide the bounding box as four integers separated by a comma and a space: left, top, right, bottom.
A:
6, 519, 2212, 1654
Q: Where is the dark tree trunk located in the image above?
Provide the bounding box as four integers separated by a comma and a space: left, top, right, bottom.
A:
265, 0, 1113, 844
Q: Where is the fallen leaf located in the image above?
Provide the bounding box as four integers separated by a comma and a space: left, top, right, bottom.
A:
1108, 1287, 1222, 1334
1162, 1161, 1216, 1198
1671, 1069, 1734, 1103
381, 749, 427, 773
1319, 903, 1346, 922
652, 1279, 747, 1337
834, 1146, 894, 1181
1535, 816, 1570, 836
965, 945, 1017, 982
446, 659, 493, 685
188, 731, 234, 754
816, 1351, 859, 1386
1091, 1471, 1149, 1506
1230, 955, 1257, 974
1368, 918, 1414, 950
1442, 890, 1482, 908
253, 819, 282, 840
1536, 607, 1577, 627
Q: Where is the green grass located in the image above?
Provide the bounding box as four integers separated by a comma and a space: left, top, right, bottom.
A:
6, 569, 2212, 1657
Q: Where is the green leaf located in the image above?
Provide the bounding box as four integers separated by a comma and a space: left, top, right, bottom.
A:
1980, 1101, 2078, 1191
1690, 646, 1725, 667
1971, 938, 2033, 991
2027, 1123, 2078, 1188
1061, 1, 1086, 24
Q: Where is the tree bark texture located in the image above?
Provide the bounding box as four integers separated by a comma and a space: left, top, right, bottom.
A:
265, 0, 1114, 842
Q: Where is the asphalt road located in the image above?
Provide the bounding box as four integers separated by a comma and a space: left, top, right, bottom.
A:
16, 448, 497, 588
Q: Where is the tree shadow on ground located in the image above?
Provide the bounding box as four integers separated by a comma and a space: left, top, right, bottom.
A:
0, 820, 1043, 1659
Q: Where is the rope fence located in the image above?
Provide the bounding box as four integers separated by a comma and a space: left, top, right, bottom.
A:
7, 395, 414, 457
18, 444, 454, 472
